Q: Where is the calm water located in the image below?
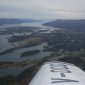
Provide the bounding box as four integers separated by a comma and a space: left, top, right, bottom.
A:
0, 42, 52, 62
0, 21, 59, 62
0, 21, 60, 77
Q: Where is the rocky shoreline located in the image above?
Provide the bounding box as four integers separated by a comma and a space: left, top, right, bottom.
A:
0, 61, 35, 68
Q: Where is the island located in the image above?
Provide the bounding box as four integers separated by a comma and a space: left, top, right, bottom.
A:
0, 37, 42, 56
21, 50, 40, 57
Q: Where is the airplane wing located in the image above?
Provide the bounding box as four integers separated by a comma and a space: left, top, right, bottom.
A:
29, 61, 85, 85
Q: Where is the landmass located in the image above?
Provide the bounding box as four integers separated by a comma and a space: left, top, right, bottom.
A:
0, 18, 39, 26
0, 19, 85, 85
43, 19, 85, 32
0, 52, 85, 85
0, 26, 41, 35
21, 50, 40, 57
0, 61, 34, 68
0, 37, 42, 56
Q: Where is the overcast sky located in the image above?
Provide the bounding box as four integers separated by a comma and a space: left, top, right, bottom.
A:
0, 0, 85, 19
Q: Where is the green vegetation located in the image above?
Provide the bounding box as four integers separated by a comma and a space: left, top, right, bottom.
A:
0, 37, 42, 56
12, 37, 42, 47
43, 19, 85, 32
21, 50, 40, 57
63, 48, 85, 57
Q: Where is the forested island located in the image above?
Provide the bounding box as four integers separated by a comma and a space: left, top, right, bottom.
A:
21, 50, 40, 57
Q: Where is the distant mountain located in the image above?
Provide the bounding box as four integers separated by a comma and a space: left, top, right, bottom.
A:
43, 19, 85, 32
0, 18, 39, 26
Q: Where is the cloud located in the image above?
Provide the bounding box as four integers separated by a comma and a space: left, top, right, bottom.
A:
0, 0, 85, 19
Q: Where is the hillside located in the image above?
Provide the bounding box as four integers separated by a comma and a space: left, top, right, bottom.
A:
43, 19, 85, 32
0, 18, 39, 26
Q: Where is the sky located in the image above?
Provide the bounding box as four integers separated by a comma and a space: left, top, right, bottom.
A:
0, 0, 85, 19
